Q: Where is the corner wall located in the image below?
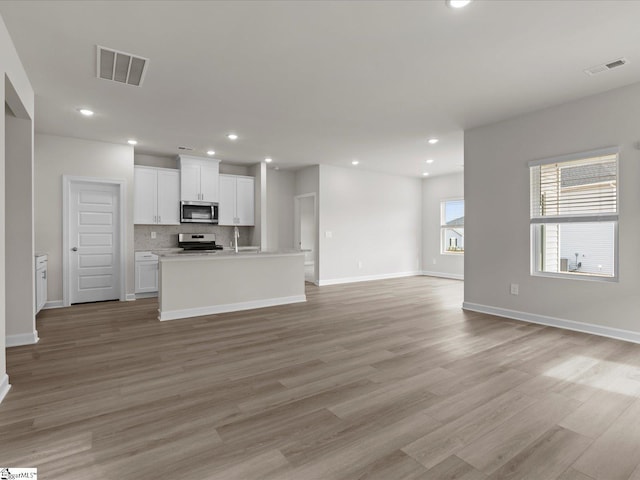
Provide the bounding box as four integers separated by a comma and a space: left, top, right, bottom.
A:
0, 13, 35, 403
422, 172, 464, 280
35, 134, 135, 304
266, 168, 295, 250
464, 81, 640, 338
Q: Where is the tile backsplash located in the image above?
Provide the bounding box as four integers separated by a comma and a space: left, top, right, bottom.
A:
135, 224, 255, 250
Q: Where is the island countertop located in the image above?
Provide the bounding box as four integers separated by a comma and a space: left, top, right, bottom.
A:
154, 249, 305, 261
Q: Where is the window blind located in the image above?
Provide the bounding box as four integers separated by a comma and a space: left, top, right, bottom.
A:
530, 153, 618, 223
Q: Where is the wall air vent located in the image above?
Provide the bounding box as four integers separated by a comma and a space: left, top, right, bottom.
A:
584, 57, 628, 76
97, 46, 148, 86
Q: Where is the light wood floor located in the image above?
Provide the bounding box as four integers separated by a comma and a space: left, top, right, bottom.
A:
2, 276, 640, 480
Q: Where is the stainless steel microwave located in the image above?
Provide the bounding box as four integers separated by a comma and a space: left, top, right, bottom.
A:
180, 201, 219, 224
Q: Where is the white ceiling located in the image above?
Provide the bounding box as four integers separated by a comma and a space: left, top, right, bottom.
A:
2, 0, 640, 177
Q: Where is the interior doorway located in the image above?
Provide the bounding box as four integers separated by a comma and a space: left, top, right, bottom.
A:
294, 193, 317, 284
63, 176, 125, 306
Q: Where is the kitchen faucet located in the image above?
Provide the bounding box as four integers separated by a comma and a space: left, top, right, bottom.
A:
234, 226, 239, 253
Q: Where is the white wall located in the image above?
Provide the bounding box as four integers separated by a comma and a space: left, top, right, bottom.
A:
35, 134, 135, 303
266, 168, 295, 250
5, 110, 36, 345
422, 172, 464, 279
0, 13, 35, 403
318, 164, 421, 285
464, 81, 640, 336
134, 153, 176, 170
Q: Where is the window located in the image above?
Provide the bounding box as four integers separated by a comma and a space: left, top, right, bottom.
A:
529, 147, 618, 280
441, 199, 464, 254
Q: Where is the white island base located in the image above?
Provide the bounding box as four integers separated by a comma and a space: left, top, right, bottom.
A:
158, 251, 306, 321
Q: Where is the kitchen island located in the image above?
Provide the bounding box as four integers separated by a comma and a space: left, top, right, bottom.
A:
156, 250, 306, 321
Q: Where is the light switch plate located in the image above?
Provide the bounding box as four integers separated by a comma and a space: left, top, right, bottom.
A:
151, 231, 156, 239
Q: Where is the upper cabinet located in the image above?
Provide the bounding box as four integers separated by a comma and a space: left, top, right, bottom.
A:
178, 155, 220, 202
134, 166, 180, 225
219, 174, 255, 226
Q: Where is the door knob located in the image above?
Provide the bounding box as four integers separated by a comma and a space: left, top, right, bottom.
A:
71, 247, 78, 251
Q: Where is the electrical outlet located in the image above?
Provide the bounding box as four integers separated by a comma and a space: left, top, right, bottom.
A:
357, 261, 363, 269
151, 231, 156, 239
432, 258, 437, 265
510, 283, 519, 295
325, 231, 333, 239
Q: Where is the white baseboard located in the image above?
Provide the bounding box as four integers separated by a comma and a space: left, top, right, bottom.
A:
135, 292, 158, 299
422, 270, 464, 281
159, 295, 307, 321
43, 300, 63, 309
317, 271, 421, 287
6, 330, 39, 347
125, 294, 136, 301
0, 374, 10, 405
462, 302, 640, 345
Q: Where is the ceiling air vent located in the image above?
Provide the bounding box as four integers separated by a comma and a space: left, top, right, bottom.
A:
97, 46, 148, 86
177, 146, 194, 151
584, 57, 628, 76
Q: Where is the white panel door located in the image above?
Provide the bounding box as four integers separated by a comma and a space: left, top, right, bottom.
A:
134, 167, 157, 224
236, 176, 255, 226
157, 169, 180, 224
200, 163, 219, 202
218, 174, 236, 225
69, 182, 120, 304
180, 162, 201, 201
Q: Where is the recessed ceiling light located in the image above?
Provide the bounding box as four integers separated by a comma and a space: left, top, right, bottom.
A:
206, 150, 215, 156
426, 159, 434, 164
446, 0, 472, 8
78, 108, 94, 117
227, 133, 238, 140
423, 172, 430, 176
352, 160, 359, 166
127, 139, 137, 145
428, 138, 439, 145
265, 157, 272, 163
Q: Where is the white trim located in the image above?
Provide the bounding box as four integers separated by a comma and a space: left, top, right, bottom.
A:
159, 295, 306, 321
422, 271, 464, 281
62, 176, 127, 307
462, 302, 640, 345
317, 271, 420, 286
126, 294, 136, 301
6, 331, 39, 347
0, 374, 10, 405
135, 292, 158, 299
527, 146, 619, 167
43, 300, 64, 309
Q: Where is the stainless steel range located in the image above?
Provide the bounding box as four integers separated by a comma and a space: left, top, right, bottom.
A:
178, 233, 223, 251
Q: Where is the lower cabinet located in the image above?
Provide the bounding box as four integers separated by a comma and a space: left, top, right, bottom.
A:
35, 254, 48, 314
135, 252, 159, 294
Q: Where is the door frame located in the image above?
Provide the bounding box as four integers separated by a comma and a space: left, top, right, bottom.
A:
62, 175, 126, 307
294, 192, 318, 285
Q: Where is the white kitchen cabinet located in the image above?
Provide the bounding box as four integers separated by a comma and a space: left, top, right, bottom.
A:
134, 166, 180, 225
178, 155, 220, 202
135, 252, 159, 294
35, 254, 47, 314
218, 174, 254, 226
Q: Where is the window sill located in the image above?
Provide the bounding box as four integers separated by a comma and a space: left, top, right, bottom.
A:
531, 270, 618, 283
